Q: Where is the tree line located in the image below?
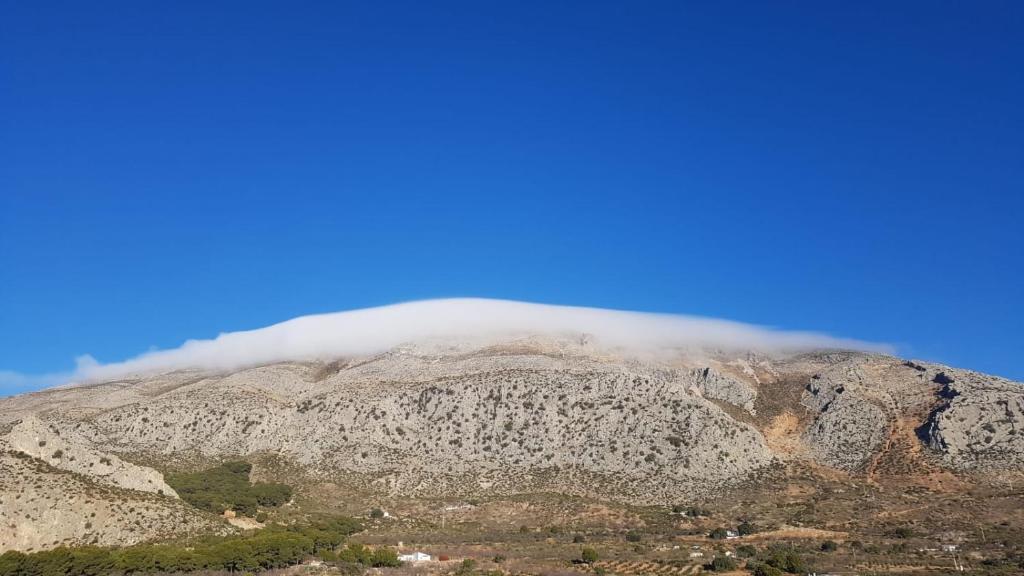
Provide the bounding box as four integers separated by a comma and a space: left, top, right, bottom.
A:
0, 517, 371, 576
164, 461, 292, 517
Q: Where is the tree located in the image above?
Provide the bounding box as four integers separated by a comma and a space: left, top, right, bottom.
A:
706, 556, 737, 571
750, 563, 785, 576
369, 507, 385, 519
580, 547, 599, 564
737, 521, 758, 536
763, 547, 805, 574
737, 544, 758, 558
708, 528, 729, 540
820, 540, 838, 552
370, 548, 400, 568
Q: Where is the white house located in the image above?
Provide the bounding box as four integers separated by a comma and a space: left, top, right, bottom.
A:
725, 530, 739, 540
942, 544, 958, 553
398, 552, 433, 562
689, 552, 704, 559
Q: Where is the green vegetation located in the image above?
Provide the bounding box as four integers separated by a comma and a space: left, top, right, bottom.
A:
332, 543, 401, 567
749, 563, 784, 576
890, 526, 914, 539
758, 546, 805, 574
708, 527, 729, 540
0, 517, 364, 576
736, 544, 758, 558
672, 505, 711, 517
820, 539, 838, 552
580, 547, 599, 564
705, 555, 737, 571
165, 461, 292, 516
737, 520, 759, 535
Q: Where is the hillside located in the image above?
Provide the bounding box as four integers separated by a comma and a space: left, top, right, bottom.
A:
2, 334, 1022, 553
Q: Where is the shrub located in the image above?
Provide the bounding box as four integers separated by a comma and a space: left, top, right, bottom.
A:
492, 555, 505, 563
761, 546, 805, 574
737, 521, 758, 535
820, 540, 838, 552
625, 531, 642, 542
457, 558, 477, 573
750, 563, 785, 576
369, 507, 385, 518
706, 556, 737, 571
891, 527, 914, 539
708, 528, 729, 540
573, 534, 586, 543
580, 547, 599, 564
737, 544, 758, 558
370, 548, 400, 567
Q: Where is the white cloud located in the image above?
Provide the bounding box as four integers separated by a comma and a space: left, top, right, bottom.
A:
65, 298, 886, 383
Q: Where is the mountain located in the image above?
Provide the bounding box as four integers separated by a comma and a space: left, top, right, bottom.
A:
3, 318, 1023, 555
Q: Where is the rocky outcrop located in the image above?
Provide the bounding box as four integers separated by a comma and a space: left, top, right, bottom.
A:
800, 366, 890, 470
0, 450, 219, 553
686, 367, 757, 413
916, 367, 1024, 470
5, 415, 177, 497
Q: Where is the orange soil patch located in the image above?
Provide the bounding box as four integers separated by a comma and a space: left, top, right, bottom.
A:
762, 412, 805, 456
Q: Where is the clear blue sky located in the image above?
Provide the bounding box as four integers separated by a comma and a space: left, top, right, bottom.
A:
2, 1, 1022, 394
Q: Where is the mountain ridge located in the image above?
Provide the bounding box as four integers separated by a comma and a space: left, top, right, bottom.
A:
2, 334, 1022, 553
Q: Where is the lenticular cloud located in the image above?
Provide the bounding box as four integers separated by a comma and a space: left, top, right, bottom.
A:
67, 298, 887, 383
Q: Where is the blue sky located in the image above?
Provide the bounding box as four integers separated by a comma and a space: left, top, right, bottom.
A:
1, 1, 1022, 393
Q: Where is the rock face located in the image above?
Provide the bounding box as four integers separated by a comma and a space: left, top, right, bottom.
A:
1, 336, 1022, 552
917, 368, 1024, 470
5, 416, 177, 496
0, 450, 218, 553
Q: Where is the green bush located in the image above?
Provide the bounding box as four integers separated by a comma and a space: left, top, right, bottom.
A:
370, 548, 400, 567
165, 461, 292, 516
708, 527, 729, 540
749, 562, 785, 576
737, 521, 758, 535
761, 546, 805, 574
625, 531, 642, 542
891, 527, 914, 539
737, 544, 758, 558
820, 540, 838, 552
705, 555, 737, 571
580, 547, 599, 564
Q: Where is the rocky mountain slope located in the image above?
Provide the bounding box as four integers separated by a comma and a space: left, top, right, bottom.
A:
1, 336, 1022, 552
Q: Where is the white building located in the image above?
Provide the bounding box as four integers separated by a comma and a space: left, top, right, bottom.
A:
689, 552, 704, 558
398, 552, 433, 562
